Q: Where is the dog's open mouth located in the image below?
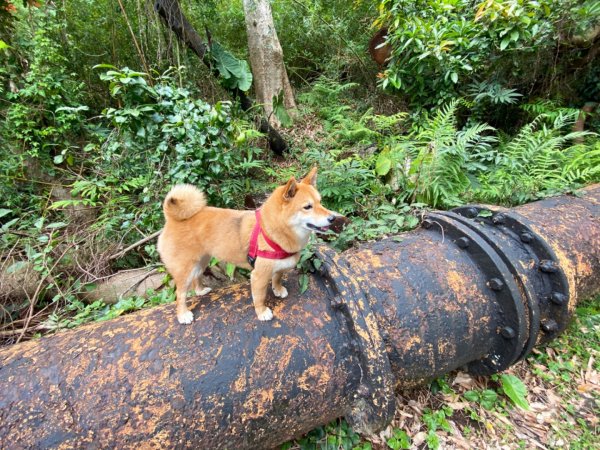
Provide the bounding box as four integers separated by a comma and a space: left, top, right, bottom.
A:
306, 223, 330, 233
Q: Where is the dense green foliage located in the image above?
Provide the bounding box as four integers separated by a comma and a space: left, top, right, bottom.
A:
377, 0, 600, 115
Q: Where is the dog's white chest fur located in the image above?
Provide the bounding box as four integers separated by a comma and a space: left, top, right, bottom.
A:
272, 255, 298, 272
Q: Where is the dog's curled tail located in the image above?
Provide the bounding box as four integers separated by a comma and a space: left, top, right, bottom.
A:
163, 184, 207, 221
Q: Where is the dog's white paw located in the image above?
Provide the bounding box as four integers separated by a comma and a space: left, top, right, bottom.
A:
256, 307, 274, 321
196, 287, 212, 296
273, 286, 288, 298
177, 310, 194, 325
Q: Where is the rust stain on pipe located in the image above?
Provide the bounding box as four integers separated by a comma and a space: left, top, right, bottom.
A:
1, 185, 599, 449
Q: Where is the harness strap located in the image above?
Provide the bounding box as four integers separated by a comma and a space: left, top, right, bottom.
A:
247, 209, 296, 267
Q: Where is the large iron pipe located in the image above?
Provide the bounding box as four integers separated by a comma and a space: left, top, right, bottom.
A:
1, 186, 599, 449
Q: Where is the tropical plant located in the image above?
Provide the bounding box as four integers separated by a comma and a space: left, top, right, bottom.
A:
475, 111, 594, 204
376, 100, 497, 207
376, 0, 600, 115
76, 65, 264, 238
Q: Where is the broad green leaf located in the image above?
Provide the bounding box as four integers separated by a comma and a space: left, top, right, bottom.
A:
312, 258, 322, 270
272, 91, 293, 127
211, 42, 253, 91
92, 63, 119, 70
0, 208, 11, 218
500, 374, 529, 410
236, 60, 253, 91
386, 428, 411, 450
406, 216, 419, 228
463, 390, 479, 402
225, 262, 236, 280
375, 151, 392, 176
1, 218, 18, 231
481, 389, 498, 409
298, 273, 309, 294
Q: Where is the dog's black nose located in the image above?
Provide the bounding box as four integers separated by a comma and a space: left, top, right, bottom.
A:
327, 215, 336, 223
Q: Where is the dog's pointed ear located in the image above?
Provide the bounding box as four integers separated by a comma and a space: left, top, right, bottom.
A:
301, 166, 318, 186
282, 177, 297, 201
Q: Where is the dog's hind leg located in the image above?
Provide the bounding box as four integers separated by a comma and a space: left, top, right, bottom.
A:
271, 271, 288, 298
191, 255, 212, 297
171, 259, 202, 325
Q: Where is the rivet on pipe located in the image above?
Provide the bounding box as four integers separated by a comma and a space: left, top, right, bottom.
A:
550, 292, 566, 305
501, 327, 516, 339
492, 213, 506, 225
488, 278, 504, 291
539, 260, 559, 273
520, 232, 534, 243
464, 207, 479, 219
541, 319, 559, 333
456, 237, 470, 249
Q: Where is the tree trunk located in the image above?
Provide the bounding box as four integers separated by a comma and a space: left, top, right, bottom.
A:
242, 0, 296, 127
153, 0, 287, 154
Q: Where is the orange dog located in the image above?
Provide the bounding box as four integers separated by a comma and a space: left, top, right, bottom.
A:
157, 168, 337, 324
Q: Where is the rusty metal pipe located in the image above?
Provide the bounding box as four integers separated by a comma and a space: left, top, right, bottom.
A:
1, 186, 599, 449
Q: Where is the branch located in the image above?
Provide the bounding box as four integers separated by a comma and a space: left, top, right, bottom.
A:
109, 230, 162, 261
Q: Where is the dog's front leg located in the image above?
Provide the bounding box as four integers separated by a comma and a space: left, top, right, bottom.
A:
271, 271, 288, 298
250, 261, 274, 321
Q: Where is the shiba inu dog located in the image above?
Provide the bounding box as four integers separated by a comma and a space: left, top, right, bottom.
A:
157, 167, 337, 324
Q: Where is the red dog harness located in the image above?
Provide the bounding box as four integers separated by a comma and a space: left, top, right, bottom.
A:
247, 209, 296, 267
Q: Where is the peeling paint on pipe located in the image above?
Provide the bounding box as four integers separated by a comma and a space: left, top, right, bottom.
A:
1, 186, 599, 449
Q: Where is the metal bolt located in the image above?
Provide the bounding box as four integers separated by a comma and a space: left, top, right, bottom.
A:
539, 260, 559, 273
456, 237, 470, 249
541, 319, 559, 333
422, 218, 433, 229
464, 207, 478, 219
488, 278, 504, 291
501, 327, 516, 339
520, 232, 534, 243
550, 292, 566, 305
330, 296, 343, 309
492, 213, 506, 225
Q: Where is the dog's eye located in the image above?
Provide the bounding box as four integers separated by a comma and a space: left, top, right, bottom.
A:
303, 204, 313, 210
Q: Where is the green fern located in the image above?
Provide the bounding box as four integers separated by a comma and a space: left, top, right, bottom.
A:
381, 100, 496, 208
476, 111, 594, 204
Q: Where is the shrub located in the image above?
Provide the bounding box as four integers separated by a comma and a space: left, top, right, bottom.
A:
64, 65, 265, 239
376, 0, 600, 113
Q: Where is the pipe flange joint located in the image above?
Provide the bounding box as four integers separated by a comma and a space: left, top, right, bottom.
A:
425, 212, 527, 375
451, 206, 570, 349
313, 244, 395, 434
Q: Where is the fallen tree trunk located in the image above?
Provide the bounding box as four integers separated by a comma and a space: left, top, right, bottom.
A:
80, 263, 247, 305
79, 268, 165, 304
1, 185, 599, 448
